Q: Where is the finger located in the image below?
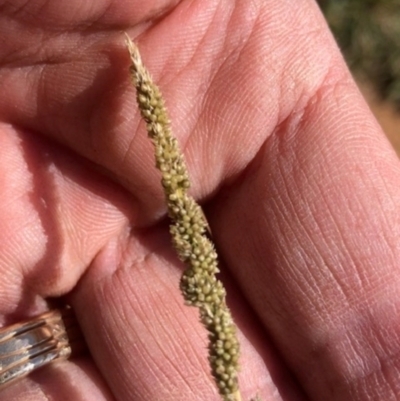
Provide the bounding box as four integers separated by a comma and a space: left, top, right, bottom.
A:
0, 359, 115, 401
0, 0, 178, 37
0, 124, 133, 306
71, 226, 308, 401
0, 1, 330, 220
0, 125, 129, 399
208, 18, 400, 401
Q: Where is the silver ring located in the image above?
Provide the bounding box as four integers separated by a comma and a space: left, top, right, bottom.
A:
0, 307, 83, 388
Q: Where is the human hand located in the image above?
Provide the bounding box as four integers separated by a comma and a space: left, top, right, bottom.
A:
1, 1, 399, 400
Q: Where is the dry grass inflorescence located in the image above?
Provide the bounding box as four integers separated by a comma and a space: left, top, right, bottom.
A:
125, 34, 260, 401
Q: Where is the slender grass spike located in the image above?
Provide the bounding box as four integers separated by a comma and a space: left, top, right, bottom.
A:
125, 34, 259, 401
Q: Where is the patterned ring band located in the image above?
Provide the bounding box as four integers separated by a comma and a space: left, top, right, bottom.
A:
0, 307, 84, 388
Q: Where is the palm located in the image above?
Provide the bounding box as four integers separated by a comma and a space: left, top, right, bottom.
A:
1, 1, 399, 401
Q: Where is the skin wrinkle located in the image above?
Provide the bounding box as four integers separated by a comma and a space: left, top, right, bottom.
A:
35, 171, 115, 295
88, 62, 170, 220
0, 24, 68, 67
94, 264, 217, 399
294, 162, 361, 305
268, 97, 400, 360
155, 11, 232, 157
2, 0, 400, 400
19, 136, 130, 298
122, 7, 260, 211
31, 359, 117, 401
101, 255, 266, 398
276, 20, 337, 124
91, 238, 149, 286
281, 85, 396, 302
339, 319, 383, 381
117, 115, 146, 180
126, 296, 188, 388
66, 178, 128, 237
324, 306, 400, 400
190, 46, 257, 190
353, 171, 400, 263
130, 1, 223, 83
217, 101, 336, 396
206, 41, 400, 396
275, 38, 321, 119
166, 301, 213, 383
0, 0, 32, 19
372, 304, 400, 364
3, 0, 107, 31
369, 331, 398, 386
92, 280, 145, 369
262, 166, 351, 325
91, 80, 147, 183
86, 206, 282, 396
262, 133, 318, 254
304, 143, 398, 305
187, 10, 278, 191
134, 273, 210, 390
310, 166, 394, 390
0, 150, 51, 297
219, 260, 294, 397
343, 193, 393, 290
134, 0, 272, 196
0, 1, 318, 214
268, 207, 347, 323
131, 0, 236, 172
163, 0, 227, 84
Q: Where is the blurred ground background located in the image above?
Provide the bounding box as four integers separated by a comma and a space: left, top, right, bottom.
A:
318, 0, 400, 155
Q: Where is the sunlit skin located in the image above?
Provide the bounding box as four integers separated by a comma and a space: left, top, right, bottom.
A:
1, 1, 400, 401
